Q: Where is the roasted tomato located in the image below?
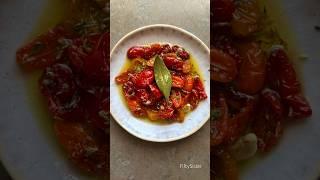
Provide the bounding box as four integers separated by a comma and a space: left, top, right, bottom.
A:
161, 44, 173, 53
39, 63, 83, 121
82, 88, 109, 131
16, 25, 73, 71
253, 88, 284, 152
54, 120, 107, 175
170, 90, 183, 108
231, 0, 260, 37
211, 48, 238, 83
116, 43, 207, 122
68, 33, 109, 84
81, 33, 109, 83
174, 46, 190, 60
127, 43, 163, 60
234, 42, 266, 94
212, 0, 235, 23
131, 68, 154, 88
149, 84, 163, 99
268, 48, 312, 119
172, 75, 185, 88
183, 74, 194, 92
211, 0, 312, 179
162, 53, 185, 71
194, 77, 207, 100
127, 46, 145, 59
126, 97, 146, 117
115, 71, 130, 84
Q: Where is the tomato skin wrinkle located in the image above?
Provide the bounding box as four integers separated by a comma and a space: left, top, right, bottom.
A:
149, 84, 163, 99
163, 54, 185, 71
268, 48, 312, 119
131, 69, 154, 88
172, 75, 184, 88
127, 46, 145, 59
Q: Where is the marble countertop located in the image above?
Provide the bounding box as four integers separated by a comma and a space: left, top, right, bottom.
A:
110, 0, 210, 180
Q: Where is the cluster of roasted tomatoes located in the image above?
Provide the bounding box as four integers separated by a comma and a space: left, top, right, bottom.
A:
211, 0, 312, 179
116, 43, 207, 122
16, 24, 109, 175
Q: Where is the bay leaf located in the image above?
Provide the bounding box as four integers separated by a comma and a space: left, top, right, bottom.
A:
154, 55, 172, 100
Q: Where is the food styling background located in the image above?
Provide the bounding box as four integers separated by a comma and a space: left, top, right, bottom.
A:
110, 0, 210, 179
0, 0, 320, 180
236, 0, 320, 179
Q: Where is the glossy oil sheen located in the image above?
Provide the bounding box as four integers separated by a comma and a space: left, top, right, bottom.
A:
117, 53, 203, 124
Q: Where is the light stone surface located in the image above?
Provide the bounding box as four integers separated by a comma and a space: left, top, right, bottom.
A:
110, 0, 210, 180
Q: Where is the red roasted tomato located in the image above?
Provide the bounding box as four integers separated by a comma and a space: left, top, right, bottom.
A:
116, 43, 207, 122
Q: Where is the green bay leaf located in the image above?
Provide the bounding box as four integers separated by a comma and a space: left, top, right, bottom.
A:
154, 56, 172, 100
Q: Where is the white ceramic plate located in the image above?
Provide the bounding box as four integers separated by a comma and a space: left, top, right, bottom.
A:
110, 24, 210, 142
